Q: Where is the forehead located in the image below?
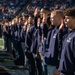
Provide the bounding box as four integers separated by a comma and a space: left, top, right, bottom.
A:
65, 16, 74, 19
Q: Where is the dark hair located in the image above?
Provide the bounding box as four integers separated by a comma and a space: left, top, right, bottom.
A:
24, 14, 29, 18
41, 6, 50, 13
29, 14, 34, 18
47, 16, 51, 26
43, 6, 50, 12
64, 8, 75, 18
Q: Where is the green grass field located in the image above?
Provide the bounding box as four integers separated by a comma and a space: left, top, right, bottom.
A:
0, 38, 4, 50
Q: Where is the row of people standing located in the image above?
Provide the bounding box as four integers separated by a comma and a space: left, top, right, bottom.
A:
2, 7, 75, 75
2, 16, 28, 66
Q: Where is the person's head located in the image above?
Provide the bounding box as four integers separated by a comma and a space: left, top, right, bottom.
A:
8, 21, 12, 26
18, 17, 24, 25
15, 16, 19, 23
37, 15, 42, 27
28, 14, 34, 25
40, 7, 50, 19
50, 10, 64, 26
42, 14, 47, 24
40, 6, 50, 14
64, 8, 75, 29
23, 14, 29, 22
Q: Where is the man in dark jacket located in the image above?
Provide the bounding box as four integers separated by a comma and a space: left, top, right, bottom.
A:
44, 10, 68, 75
58, 7, 75, 75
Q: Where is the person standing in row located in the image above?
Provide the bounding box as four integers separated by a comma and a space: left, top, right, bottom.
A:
58, 7, 75, 75
45, 9, 68, 75
25, 14, 37, 75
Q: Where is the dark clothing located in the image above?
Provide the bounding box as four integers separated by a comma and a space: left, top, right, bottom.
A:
35, 54, 44, 75
25, 52, 36, 75
3, 25, 12, 52
59, 29, 75, 75
25, 25, 36, 51
25, 25, 37, 75
58, 26, 68, 61
45, 25, 60, 66
0, 24, 2, 37
31, 28, 44, 75
46, 26, 55, 49
12, 24, 25, 66
20, 27, 26, 42
45, 25, 68, 68
14, 41, 25, 66
30, 29, 38, 54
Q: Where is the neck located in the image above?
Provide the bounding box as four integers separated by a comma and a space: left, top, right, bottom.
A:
55, 22, 61, 26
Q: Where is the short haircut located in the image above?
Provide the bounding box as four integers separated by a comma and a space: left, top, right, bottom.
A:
64, 7, 75, 18
51, 10, 64, 18
40, 7, 50, 13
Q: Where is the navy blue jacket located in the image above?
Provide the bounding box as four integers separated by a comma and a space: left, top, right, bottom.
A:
25, 25, 36, 51
11, 23, 23, 42
58, 26, 68, 61
58, 29, 75, 75
20, 26, 26, 42
30, 24, 48, 54
45, 25, 68, 67
30, 28, 39, 54
3, 26, 9, 37
30, 20, 49, 53
45, 25, 60, 66
11, 24, 18, 41
46, 26, 55, 49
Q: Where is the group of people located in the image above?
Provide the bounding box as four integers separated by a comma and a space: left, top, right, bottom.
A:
0, 0, 28, 22
2, 7, 75, 75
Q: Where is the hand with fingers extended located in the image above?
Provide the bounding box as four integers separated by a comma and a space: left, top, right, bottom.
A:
34, 7, 39, 16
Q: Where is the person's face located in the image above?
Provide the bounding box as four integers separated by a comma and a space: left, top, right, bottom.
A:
64, 16, 75, 29
37, 18, 41, 27
42, 14, 47, 23
50, 12, 61, 26
15, 17, 19, 23
28, 16, 33, 24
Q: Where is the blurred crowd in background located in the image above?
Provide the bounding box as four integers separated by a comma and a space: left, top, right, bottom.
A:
0, 0, 75, 22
